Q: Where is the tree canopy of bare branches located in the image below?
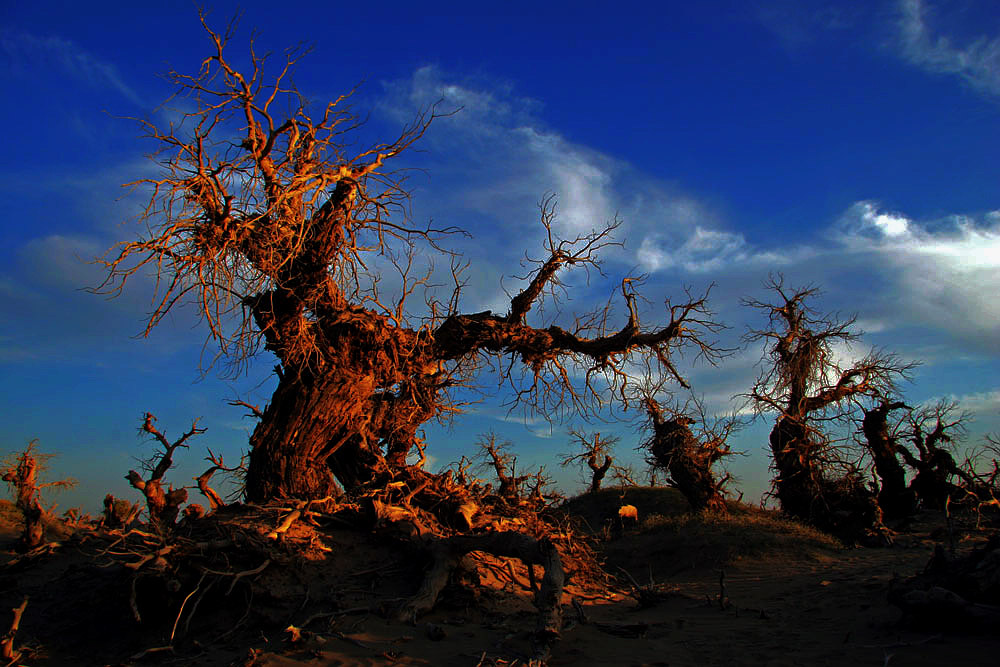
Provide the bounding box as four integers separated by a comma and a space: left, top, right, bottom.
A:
96, 15, 725, 502
742, 276, 915, 535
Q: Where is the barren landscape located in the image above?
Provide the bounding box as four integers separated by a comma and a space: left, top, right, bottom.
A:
3, 488, 998, 666
3, 5, 999, 666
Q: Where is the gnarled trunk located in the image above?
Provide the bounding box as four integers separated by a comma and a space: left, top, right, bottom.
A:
770, 416, 820, 519
245, 368, 386, 501
862, 402, 915, 520
771, 416, 878, 539
645, 402, 727, 512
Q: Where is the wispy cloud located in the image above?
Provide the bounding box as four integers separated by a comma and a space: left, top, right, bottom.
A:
636, 226, 810, 274
0, 30, 143, 105
755, 1, 860, 51
382, 66, 770, 295
896, 0, 1000, 96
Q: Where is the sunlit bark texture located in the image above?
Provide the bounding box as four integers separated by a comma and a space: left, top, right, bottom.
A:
97, 16, 724, 501
743, 276, 914, 536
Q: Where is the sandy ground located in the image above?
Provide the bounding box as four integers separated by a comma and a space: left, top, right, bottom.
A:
253, 540, 997, 667
1, 498, 997, 666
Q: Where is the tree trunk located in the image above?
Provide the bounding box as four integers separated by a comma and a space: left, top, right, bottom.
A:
646, 412, 726, 512
245, 368, 385, 501
771, 416, 879, 539
589, 456, 611, 494
770, 416, 822, 522
862, 403, 914, 520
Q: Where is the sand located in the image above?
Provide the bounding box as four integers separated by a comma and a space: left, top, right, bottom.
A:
1, 496, 997, 666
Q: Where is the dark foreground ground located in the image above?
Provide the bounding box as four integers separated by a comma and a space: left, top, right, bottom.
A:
2, 490, 997, 666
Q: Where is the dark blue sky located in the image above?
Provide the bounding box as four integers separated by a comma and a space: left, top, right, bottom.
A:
1, 0, 998, 511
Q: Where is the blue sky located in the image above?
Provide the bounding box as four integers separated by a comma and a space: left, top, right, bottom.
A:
1, 0, 998, 512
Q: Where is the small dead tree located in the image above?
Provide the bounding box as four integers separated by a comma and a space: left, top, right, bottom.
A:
640, 396, 736, 512
861, 400, 915, 520
476, 433, 532, 502
1, 441, 75, 551
560, 429, 619, 493
898, 401, 976, 510
964, 433, 1000, 507
195, 449, 247, 512
742, 276, 914, 535
126, 413, 205, 529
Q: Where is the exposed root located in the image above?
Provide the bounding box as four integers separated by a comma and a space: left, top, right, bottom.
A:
266, 496, 338, 539
1, 596, 28, 662
399, 530, 565, 661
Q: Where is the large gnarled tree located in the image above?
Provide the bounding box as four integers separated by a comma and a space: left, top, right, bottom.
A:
98, 17, 723, 502
742, 276, 913, 535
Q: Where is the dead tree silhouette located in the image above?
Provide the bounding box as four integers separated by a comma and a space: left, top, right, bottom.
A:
742, 276, 914, 537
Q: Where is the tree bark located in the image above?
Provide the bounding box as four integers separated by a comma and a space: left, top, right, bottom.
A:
769, 416, 820, 521
862, 402, 914, 520
645, 402, 727, 512
245, 369, 375, 500
589, 455, 612, 494
770, 416, 879, 538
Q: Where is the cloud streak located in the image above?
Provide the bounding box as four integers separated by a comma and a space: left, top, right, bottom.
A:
0, 30, 143, 105
896, 0, 1000, 96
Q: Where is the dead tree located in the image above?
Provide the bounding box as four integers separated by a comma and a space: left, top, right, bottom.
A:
963, 433, 1000, 507
96, 15, 725, 503
476, 433, 532, 502
126, 413, 204, 529
742, 276, 914, 535
861, 400, 915, 520
560, 429, 619, 493
195, 449, 247, 512
1, 441, 75, 551
899, 401, 976, 510
640, 397, 735, 512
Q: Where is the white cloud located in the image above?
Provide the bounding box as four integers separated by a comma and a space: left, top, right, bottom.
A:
832, 201, 1000, 353
636, 226, 809, 274
383, 66, 821, 286
896, 0, 1000, 96
951, 389, 1000, 416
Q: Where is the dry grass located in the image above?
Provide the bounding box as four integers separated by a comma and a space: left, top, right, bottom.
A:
558, 487, 841, 579
636, 504, 841, 564
556, 485, 690, 530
